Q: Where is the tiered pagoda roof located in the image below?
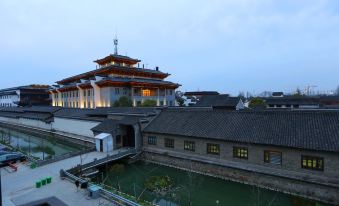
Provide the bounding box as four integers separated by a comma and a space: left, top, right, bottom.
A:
52, 52, 180, 92
94, 54, 141, 65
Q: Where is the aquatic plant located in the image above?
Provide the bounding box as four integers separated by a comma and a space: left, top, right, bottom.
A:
144, 175, 173, 194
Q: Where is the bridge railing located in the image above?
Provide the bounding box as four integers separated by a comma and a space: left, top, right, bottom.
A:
68, 148, 137, 173
36, 147, 96, 167
61, 168, 142, 206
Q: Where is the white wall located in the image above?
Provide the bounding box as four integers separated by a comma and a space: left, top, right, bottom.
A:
52, 117, 100, 138
0, 116, 18, 124
18, 118, 52, 130
0, 94, 19, 107
0, 116, 51, 130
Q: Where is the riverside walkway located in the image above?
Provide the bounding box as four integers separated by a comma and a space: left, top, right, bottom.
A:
1, 149, 132, 206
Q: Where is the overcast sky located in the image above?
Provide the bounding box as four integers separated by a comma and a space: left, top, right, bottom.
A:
1, 0, 339, 95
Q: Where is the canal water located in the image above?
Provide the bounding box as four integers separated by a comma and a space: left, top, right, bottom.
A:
0, 126, 83, 160
96, 161, 329, 206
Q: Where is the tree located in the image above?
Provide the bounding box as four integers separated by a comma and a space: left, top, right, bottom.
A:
249, 98, 266, 108
335, 85, 339, 95
110, 164, 125, 191
293, 88, 303, 97
141, 99, 157, 107
175, 91, 185, 106
238, 91, 245, 99
113, 96, 133, 107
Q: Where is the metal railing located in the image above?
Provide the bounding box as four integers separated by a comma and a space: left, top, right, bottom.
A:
62, 169, 141, 206
78, 148, 137, 171
35, 147, 95, 167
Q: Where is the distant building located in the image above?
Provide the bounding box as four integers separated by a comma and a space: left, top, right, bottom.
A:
50, 40, 180, 108
194, 94, 245, 110
319, 96, 339, 109
265, 96, 320, 109
0, 85, 50, 107
182, 91, 220, 106
271, 92, 284, 97
184, 91, 219, 99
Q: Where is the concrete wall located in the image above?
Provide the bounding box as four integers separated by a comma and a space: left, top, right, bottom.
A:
18, 118, 52, 130
142, 132, 339, 178
0, 116, 19, 124
52, 117, 100, 138
0, 116, 51, 130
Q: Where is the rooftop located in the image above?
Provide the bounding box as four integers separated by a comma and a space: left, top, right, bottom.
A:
194, 95, 241, 108
144, 109, 339, 152
94, 54, 141, 65
56, 64, 170, 85
0, 85, 50, 93
184, 91, 220, 96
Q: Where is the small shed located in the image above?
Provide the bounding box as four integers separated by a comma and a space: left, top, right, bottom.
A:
94, 133, 113, 153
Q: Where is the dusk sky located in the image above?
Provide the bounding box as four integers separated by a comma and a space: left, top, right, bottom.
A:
1, 0, 339, 95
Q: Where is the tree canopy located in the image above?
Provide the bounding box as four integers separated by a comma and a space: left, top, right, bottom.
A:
141, 99, 157, 107
249, 98, 266, 108
113, 96, 133, 107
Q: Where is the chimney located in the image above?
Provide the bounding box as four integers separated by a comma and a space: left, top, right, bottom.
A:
155, 66, 159, 71
142, 64, 144, 69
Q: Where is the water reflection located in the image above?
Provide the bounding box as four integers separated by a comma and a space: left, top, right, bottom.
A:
95, 161, 331, 206
0, 126, 82, 160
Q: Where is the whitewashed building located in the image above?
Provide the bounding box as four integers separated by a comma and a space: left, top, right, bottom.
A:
0, 85, 50, 107
50, 40, 180, 108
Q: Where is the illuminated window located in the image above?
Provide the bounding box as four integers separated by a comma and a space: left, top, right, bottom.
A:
301, 155, 324, 171
233, 147, 248, 159
142, 89, 151, 96
207, 143, 220, 155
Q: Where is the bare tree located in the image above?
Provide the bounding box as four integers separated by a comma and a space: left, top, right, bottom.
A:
335, 85, 339, 95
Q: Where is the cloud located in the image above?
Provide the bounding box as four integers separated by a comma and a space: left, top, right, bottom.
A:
0, 0, 339, 94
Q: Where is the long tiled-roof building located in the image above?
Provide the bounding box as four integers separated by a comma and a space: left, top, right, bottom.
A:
0, 106, 339, 203
143, 109, 339, 204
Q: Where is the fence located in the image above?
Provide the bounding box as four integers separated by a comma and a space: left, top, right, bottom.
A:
35, 147, 95, 167
61, 169, 141, 206
67, 148, 137, 173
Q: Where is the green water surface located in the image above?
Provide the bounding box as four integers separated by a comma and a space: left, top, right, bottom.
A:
0, 126, 82, 160
95, 161, 330, 206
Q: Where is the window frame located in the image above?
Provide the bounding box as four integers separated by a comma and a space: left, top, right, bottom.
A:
207, 143, 220, 155
301, 155, 324, 171
264, 150, 282, 165
164, 138, 175, 148
147, 136, 157, 145
233, 147, 248, 159
184, 141, 195, 152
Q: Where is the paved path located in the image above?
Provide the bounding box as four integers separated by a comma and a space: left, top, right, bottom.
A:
1, 150, 124, 206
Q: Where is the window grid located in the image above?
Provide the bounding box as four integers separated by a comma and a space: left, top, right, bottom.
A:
184, 141, 195, 151
164, 138, 174, 148
148, 136, 157, 145
207, 143, 220, 155
233, 147, 248, 159
264, 150, 282, 165
301, 155, 324, 171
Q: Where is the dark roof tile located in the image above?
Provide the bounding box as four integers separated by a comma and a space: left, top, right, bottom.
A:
144, 110, 339, 152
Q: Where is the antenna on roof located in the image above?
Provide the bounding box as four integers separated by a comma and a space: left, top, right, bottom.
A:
113, 34, 118, 55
